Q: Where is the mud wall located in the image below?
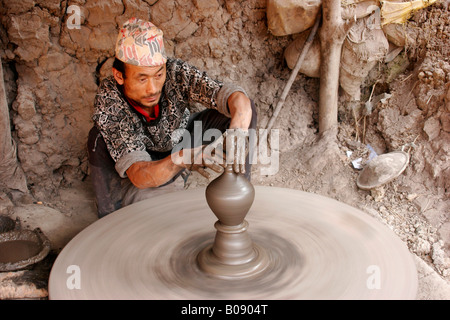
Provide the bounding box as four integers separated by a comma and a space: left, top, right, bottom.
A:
1, 0, 301, 198
0, 0, 448, 203
366, 2, 450, 192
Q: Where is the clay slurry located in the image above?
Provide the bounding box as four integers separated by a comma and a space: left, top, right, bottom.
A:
0, 240, 41, 263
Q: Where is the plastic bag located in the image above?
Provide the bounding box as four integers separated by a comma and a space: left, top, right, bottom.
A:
380, 0, 437, 25
340, 9, 389, 100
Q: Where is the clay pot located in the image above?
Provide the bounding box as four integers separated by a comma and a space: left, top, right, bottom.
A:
200, 165, 268, 278
0, 228, 51, 272
205, 164, 255, 226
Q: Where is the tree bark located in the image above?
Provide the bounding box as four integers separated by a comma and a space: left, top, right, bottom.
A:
318, 0, 354, 135
0, 57, 28, 193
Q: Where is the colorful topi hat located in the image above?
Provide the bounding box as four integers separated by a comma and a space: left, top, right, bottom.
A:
115, 18, 167, 67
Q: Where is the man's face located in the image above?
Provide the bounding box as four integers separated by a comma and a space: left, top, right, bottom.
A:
113, 63, 166, 109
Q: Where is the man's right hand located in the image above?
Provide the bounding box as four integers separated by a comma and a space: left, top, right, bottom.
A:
172, 145, 225, 179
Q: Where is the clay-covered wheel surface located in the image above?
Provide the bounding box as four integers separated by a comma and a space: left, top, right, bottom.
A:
49, 186, 417, 299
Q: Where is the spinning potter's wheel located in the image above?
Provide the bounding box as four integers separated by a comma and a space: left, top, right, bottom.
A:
49, 172, 417, 299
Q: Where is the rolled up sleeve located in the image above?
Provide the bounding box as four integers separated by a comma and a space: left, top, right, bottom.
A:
115, 150, 152, 178
216, 83, 248, 118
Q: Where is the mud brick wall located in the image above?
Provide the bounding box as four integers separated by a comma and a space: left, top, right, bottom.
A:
0, 0, 296, 198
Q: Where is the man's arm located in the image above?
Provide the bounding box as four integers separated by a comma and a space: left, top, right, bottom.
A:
227, 91, 253, 130
220, 91, 253, 174
126, 156, 182, 189
126, 145, 224, 189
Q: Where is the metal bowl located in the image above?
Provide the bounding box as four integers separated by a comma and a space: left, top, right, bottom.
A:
357, 151, 409, 190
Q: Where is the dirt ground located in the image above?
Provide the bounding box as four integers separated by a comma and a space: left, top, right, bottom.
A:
0, 1, 449, 300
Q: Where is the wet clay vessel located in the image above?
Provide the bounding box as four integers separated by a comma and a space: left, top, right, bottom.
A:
198, 164, 269, 279
0, 228, 51, 272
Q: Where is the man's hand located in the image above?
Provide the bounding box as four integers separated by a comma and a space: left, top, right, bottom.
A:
217, 91, 253, 174
206, 128, 249, 175
172, 145, 225, 179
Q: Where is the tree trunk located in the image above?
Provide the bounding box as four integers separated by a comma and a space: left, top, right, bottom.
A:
318, 0, 354, 135
0, 57, 28, 193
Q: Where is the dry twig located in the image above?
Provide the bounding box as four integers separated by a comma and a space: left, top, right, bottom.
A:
261, 12, 322, 142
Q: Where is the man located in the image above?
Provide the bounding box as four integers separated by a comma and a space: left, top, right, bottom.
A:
88, 18, 257, 218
